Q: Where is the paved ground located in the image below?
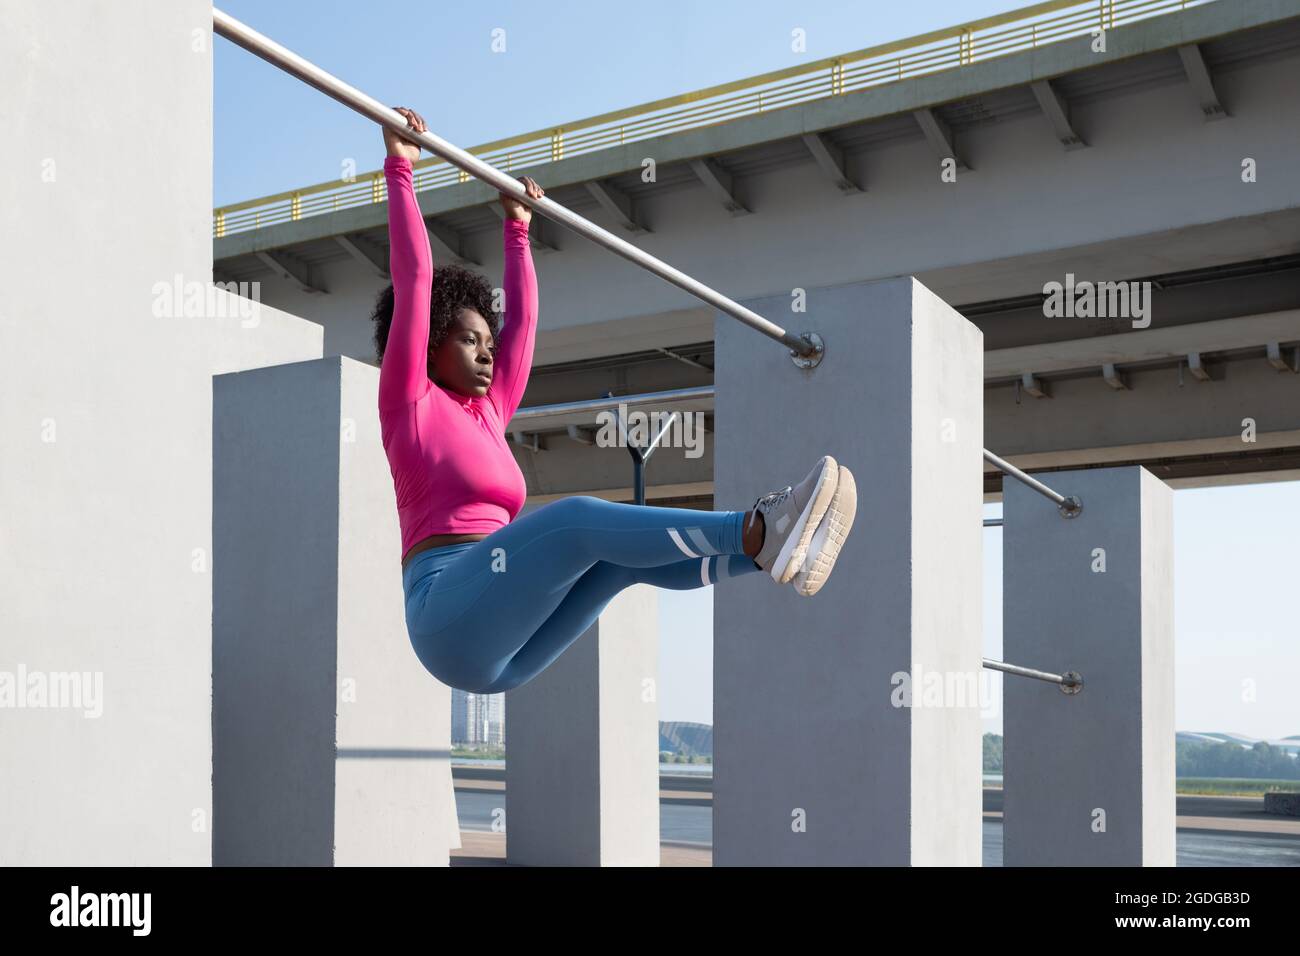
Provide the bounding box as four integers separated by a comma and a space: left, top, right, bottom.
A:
448, 786, 1299, 865
450, 830, 710, 866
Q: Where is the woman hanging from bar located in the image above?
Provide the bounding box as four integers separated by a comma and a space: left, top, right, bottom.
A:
373, 107, 858, 694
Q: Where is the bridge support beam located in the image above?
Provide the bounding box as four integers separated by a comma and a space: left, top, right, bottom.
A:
714, 276, 984, 865
1003, 465, 1175, 865
213, 356, 460, 865
503, 547, 661, 866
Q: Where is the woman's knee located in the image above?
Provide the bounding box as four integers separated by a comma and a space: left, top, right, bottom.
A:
548, 494, 605, 522
535, 496, 608, 559
564, 496, 603, 520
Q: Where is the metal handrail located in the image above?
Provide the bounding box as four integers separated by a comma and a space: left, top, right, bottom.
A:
510, 385, 1083, 518
510, 385, 716, 422
213, 0, 1215, 237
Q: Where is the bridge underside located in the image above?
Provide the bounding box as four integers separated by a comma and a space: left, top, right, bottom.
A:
213, 3, 1300, 503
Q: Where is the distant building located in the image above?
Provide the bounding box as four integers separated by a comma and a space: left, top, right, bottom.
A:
451, 688, 505, 746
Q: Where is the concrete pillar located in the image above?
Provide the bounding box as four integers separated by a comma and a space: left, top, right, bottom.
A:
213, 356, 459, 865
713, 276, 984, 865
504, 568, 660, 866
0, 0, 324, 864
1002, 465, 1174, 865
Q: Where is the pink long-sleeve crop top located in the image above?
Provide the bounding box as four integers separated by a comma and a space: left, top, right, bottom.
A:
377, 155, 538, 561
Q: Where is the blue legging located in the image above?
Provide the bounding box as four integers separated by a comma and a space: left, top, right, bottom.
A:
402, 495, 762, 694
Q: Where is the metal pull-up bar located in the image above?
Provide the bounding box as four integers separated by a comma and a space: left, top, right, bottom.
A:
212, 9, 1087, 520
211, 8, 823, 366
983, 449, 1082, 518
983, 658, 1083, 695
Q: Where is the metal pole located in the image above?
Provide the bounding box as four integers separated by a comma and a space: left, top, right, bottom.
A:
511, 385, 713, 423
983, 658, 1082, 694
211, 8, 822, 364
983, 448, 1082, 518
614, 402, 679, 506
509, 386, 1083, 519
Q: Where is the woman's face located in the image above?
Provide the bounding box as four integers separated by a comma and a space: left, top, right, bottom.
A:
432, 308, 495, 396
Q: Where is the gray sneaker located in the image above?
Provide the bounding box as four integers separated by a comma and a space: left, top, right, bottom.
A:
791, 463, 856, 597
748, 456, 841, 584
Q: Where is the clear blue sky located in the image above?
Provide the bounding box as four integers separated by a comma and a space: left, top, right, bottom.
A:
214, 1, 1300, 740
214, 0, 1036, 205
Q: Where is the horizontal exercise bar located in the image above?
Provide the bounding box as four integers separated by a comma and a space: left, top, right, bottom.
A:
983, 658, 1082, 693
211, 8, 821, 364
982, 449, 1082, 517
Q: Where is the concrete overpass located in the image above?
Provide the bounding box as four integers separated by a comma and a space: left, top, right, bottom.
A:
214, 0, 1300, 505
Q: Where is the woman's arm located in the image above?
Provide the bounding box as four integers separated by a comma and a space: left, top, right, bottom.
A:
486, 222, 539, 426
486, 177, 543, 426
377, 108, 433, 411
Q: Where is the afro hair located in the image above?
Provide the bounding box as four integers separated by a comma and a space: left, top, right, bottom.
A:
370, 262, 501, 378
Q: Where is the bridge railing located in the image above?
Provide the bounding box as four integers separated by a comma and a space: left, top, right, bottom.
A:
214, 0, 1215, 239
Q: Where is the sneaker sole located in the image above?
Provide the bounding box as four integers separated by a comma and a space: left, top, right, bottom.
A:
792, 464, 857, 597
771, 456, 840, 585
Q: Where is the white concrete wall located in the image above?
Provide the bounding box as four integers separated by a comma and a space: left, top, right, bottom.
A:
212, 357, 457, 866
1003, 465, 1175, 865
504, 564, 660, 867
713, 276, 983, 865
0, 1, 321, 864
